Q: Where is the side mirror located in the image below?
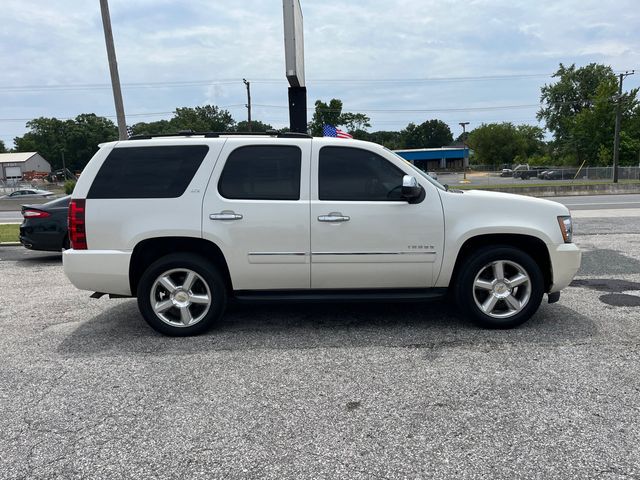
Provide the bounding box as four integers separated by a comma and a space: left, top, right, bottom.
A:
401, 175, 421, 201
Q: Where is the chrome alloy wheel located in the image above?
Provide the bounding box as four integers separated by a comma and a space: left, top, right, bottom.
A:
472, 260, 531, 319
150, 268, 212, 327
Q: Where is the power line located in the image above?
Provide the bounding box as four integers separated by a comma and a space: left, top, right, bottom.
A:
250, 103, 545, 113
1, 69, 637, 93
0, 93, 621, 125
0, 72, 573, 93
0, 111, 175, 123
0, 105, 247, 123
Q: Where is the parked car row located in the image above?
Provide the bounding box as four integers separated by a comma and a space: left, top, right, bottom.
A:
511, 166, 580, 180
538, 169, 579, 180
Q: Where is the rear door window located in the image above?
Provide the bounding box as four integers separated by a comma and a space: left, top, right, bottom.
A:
217, 145, 301, 200
87, 145, 209, 199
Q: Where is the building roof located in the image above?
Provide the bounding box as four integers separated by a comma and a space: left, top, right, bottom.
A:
394, 147, 466, 153
394, 146, 472, 161
0, 152, 40, 164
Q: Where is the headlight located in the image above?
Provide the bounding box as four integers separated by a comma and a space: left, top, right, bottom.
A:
557, 216, 573, 243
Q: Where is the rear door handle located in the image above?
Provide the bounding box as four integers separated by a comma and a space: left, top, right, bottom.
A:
210, 211, 243, 221
318, 212, 350, 223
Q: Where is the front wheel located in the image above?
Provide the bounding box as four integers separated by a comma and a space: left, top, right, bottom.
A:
454, 246, 544, 328
136, 253, 227, 336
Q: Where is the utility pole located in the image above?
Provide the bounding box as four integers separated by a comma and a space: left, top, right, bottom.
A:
61, 151, 67, 180
613, 70, 634, 183
99, 0, 127, 140
459, 122, 470, 183
243, 78, 252, 132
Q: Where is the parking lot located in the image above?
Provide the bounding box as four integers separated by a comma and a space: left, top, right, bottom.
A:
1, 208, 639, 478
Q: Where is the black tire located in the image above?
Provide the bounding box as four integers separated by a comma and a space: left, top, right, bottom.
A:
136, 253, 227, 336
454, 246, 544, 329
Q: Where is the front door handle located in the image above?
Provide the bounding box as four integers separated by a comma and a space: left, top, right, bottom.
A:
210, 211, 243, 221
318, 212, 350, 223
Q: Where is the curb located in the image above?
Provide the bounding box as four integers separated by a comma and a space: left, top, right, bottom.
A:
0, 242, 21, 247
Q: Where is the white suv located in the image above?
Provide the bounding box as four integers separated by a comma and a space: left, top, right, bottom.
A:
64, 132, 581, 336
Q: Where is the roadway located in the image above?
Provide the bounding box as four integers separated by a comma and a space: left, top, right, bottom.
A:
551, 193, 640, 210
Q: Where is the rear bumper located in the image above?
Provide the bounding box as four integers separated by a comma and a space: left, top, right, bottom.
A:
548, 243, 581, 293
19, 223, 65, 251
63, 249, 132, 296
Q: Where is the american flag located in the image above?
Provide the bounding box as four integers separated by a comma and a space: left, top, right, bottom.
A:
323, 124, 353, 139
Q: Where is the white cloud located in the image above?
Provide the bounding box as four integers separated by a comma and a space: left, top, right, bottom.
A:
1, 0, 639, 146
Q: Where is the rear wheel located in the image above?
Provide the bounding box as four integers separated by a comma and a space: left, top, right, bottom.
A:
136, 253, 227, 336
454, 246, 544, 328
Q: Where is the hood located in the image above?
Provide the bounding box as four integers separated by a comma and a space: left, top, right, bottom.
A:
458, 189, 570, 216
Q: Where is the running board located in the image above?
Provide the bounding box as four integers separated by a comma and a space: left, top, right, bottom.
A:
90, 292, 132, 299
233, 288, 448, 303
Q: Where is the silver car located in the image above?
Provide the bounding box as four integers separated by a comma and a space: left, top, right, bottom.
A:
0, 189, 54, 199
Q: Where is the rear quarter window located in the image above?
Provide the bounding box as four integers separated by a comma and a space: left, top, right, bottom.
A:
87, 145, 209, 199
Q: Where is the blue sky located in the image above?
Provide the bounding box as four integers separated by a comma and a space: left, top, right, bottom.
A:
1, 0, 639, 147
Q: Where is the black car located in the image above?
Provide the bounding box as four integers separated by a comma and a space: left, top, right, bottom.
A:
19, 196, 70, 251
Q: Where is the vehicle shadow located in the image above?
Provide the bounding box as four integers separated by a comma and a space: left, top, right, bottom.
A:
9, 252, 62, 265
57, 298, 598, 357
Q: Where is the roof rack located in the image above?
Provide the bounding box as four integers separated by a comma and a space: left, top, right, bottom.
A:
128, 130, 312, 140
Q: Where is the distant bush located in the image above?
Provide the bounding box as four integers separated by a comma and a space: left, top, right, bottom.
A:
64, 180, 76, 194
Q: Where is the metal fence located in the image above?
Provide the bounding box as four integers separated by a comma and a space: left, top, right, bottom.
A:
469, 165, 639, 178
0, 179, 59, 195
434, 166, 640, 186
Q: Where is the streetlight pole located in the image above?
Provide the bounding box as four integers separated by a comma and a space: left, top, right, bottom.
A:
459, 122, 470, 183
613, 70, 634, 183
99, 0, 127, 140
243, 78, 252, 132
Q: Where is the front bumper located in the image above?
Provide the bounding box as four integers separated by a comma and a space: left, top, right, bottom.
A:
63, 249, 132, 296
548, 243, 581, 293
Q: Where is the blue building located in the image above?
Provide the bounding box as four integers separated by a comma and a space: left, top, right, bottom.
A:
394, 147, 472, 171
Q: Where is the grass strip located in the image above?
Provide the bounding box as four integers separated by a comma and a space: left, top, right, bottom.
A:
0, 224, 20, 243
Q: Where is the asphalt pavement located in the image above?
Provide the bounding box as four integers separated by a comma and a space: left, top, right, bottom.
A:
0, 209, 639, 479
551, 193, 640, 210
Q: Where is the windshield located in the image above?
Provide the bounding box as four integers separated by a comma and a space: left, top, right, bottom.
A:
384, 148, 447, 191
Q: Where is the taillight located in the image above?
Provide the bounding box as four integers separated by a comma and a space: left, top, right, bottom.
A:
68, 199, 87, 250
22, 209, 51, 218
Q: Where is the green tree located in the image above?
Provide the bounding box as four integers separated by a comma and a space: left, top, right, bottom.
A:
170, 105, 235, 132
309, 99, 345, 136
367, 131, 403, 149
537, 63, 639, 164
130, 119, 173, 136
340, 112, 371, 132
131, 105, 236, 136
235, 120, 274, 132
66, 114, 119, 170
0, 140, 7, 153
516, 124, 546, 158
467, 122, 525, 167
401, 120, 453, 149
308, 99, 371, 136
14, 115, 118, 171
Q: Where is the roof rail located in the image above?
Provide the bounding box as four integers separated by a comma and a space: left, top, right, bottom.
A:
128, 130, 312, 140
